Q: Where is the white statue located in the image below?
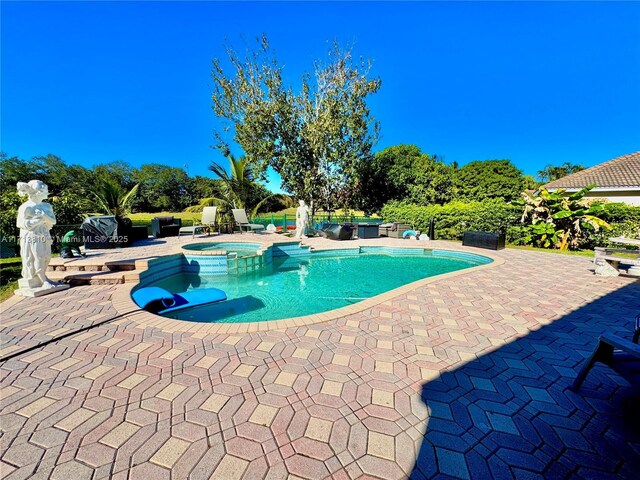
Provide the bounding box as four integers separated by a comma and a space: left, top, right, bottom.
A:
15, 180, 69, 297
295, 200, 310, 239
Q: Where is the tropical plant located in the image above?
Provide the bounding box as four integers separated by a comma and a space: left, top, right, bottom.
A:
91, 178, 140, 217
518, 185, 611, 250
187, 154, 275, 217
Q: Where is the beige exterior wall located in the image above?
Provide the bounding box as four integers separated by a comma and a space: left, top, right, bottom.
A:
584, 190, 640, 206
547, 187, 640, 206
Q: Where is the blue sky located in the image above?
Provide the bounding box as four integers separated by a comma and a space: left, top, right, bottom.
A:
2, 1, 639, 193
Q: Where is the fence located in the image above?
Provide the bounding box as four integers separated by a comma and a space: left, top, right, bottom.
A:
251, 214, 382, 232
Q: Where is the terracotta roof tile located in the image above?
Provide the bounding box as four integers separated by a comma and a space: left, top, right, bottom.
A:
543, 151, 640, 189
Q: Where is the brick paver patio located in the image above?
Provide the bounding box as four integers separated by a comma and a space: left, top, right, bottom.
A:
1, 235, 639, 479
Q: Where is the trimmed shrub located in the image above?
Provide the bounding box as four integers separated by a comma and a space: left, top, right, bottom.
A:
590, 203, 640, 247
381, 199, 521, 240
381, 198, 640, 246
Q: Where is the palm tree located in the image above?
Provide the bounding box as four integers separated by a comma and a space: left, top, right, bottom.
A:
537, 162, 585, 183
187, 154, 275, 217
91, 178, 139, 217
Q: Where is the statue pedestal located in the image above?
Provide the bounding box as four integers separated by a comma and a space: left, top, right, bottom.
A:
15, 281, 70, 297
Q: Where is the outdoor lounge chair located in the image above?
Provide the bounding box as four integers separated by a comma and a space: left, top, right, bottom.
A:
232, 209, 265, 233
571, 317, 640, 391
179, 206, 218, 238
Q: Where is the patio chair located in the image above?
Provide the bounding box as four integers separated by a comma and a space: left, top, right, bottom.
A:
179, 206, 218, 238
571, 317, 640, 391
232, 209, 265, 233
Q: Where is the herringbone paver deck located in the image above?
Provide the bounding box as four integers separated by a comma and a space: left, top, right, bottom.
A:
1, 235, 639, 479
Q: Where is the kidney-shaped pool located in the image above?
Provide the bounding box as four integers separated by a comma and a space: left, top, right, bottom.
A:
133, 246, 492, 323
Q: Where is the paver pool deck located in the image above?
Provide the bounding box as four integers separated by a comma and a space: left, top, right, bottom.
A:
1, 234, 639, 479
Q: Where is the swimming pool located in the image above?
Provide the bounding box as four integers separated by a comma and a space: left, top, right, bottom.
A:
140, 247, 491, 323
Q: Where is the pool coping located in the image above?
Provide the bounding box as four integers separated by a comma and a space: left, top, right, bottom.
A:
110, 243, 506, 334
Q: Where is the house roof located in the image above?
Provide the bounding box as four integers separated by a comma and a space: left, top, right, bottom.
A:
543, 151, 640, 190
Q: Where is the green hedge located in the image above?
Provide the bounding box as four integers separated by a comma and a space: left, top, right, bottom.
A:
381, 200, 640, 245
591, 203, 640, 247
380, 200, 521, 240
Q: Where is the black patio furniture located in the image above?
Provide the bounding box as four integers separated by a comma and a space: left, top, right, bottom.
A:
151, 216, 182, 238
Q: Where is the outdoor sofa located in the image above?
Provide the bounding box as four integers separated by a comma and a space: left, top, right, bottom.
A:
151, 216, 182, 238
378, 222, 412, 238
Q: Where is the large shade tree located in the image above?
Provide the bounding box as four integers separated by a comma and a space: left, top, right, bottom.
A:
355, 144, 454, 214
210, 35, 381, 214
454, 159, 526, 202
133, 164, 192, 212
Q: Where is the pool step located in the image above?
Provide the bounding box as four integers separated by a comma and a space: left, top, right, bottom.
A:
47, 269, 140, 286
48, 257, 136, 272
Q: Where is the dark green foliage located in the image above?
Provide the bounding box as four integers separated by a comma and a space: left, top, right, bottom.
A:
132, 164, 192, 212
454, 160, 526, 202
356, 145, 454, 214
380, 199, 521, 239
590, 203, 640, 247
188, 176, 220, 202
0, 190, 22, 251
93, 161, 137, 190
0, 153, 93, 196
49, 192, 90, 226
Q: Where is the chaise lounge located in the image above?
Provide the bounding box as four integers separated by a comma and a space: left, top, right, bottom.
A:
232, 209, 265, 233
571, 317, 640, 391
179, 206, 218, 238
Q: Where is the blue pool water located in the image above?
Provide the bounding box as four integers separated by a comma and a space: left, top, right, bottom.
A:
182, 242, 262, 257
148, 249, 491, 323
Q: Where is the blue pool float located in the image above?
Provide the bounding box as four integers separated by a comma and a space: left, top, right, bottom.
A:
132, 286, 227, 314
402, 230, 418, 239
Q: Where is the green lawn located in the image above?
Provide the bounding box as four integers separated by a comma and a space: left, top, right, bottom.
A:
128, 212, 201, 227
505, 245, 595, 257
0, 257, 21, 302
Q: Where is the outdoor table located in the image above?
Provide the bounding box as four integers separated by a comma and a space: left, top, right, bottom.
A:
608, 236, 640, 247
356, 224, 379, 239
594, 237, 640, 277
218, 222, 234, 234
